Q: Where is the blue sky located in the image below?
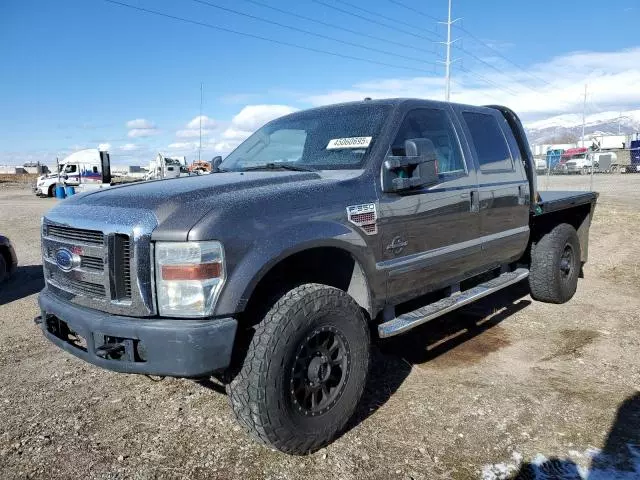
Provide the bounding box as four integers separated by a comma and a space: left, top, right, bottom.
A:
1, 0, 639, 165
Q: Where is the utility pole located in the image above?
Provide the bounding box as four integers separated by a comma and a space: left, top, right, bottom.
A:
581, 84, 587, 148
618, 111, 622, 135
444, 0, 452, 101
439, 0, 459, 102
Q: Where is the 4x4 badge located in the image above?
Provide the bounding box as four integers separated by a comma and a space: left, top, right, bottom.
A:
386, 236, 408, 255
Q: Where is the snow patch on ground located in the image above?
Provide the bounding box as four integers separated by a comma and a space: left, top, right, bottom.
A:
481, 444, 640, 480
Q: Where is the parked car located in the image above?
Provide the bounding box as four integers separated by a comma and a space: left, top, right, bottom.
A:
534, 157, 547, 173
0, 235, 18, 283
560, 147, 589, 174
36, 99, 598, 454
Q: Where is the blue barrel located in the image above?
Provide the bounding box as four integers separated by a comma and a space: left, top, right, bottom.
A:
65, 186, 76, 196
55, 186, 66, 199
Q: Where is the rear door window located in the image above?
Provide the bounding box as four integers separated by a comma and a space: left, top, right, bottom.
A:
462, 112, 514, 172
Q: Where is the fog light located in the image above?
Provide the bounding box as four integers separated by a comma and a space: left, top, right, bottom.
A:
136, 340, 148, 362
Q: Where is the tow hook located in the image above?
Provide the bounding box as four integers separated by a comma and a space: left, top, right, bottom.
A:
33, 315, 43, 326
95, 343, 126, 359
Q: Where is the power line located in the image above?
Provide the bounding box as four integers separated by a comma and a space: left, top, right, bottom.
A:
387, 0, 440, 22
458, 65, 520, 96
450, 78, 506, 104
100, 0, 436, 74
455, 26, 551, 87
457, 46, 541, 94
311, 0, 438, 44
189, 0, 436, 65
388, 0, 545, 93
386, 0, 551, 87
238, 0, 435, 55
337, 0, 439, 37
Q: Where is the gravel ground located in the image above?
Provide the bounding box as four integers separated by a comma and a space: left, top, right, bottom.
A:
0, 175, 639, 479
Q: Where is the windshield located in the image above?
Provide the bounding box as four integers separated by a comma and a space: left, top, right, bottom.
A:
221, 104, 391, 171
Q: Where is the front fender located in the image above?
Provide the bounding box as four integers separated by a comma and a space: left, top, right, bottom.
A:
213, 220, 381, 317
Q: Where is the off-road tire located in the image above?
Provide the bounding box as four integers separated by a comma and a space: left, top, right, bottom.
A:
226, 283, 370, 454
47, 184, 55, 197
529, 223, 581, 303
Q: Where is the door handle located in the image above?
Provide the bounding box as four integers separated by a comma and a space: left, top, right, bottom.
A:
470, 190, 480, 213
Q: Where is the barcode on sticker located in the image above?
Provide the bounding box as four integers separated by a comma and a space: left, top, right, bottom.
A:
326, 137, 372, 150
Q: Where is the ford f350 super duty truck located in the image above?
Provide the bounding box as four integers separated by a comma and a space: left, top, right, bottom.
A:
36, 99, 597, 454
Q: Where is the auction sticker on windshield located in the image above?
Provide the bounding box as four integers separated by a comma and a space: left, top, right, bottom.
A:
326, 137, 372, 150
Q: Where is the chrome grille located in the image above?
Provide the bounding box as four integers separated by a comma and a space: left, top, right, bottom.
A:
47, 225, 104, 245
81, 256, 104, 270
49, 270, 106, 298
119, 236, 132, 300
42, 210, 156, 317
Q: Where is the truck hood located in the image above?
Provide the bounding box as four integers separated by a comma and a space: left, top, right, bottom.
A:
51, 170, 352, 241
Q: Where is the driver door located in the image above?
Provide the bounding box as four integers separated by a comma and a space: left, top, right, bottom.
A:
377, 107, 482, 305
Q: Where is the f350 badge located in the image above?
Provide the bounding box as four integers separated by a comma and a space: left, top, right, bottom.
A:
386, 236, 408, 255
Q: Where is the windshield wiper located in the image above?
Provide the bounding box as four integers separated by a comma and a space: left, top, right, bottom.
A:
240, 163, 316, 172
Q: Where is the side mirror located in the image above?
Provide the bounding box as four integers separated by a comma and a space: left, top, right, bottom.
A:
212, 156, 223, 172
381, 138, 439, 192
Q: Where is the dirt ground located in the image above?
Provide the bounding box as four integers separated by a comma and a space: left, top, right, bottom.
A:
0, 175, 638, 479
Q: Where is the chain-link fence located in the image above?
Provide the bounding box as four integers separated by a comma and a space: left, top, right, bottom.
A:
535, 144, 640, 193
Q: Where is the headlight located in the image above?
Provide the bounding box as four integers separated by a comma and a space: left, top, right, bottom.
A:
154, 241, 226, 317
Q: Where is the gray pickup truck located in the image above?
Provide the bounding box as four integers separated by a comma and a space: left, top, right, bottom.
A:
37, 99, 597, 454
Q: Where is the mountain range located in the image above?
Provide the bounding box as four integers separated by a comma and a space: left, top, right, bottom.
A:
524, 110, 640, 144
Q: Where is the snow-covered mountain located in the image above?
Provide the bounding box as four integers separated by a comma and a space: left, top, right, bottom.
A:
525, 109, 640, 144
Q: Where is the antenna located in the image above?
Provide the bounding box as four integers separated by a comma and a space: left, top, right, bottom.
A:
198, 82, 203, 162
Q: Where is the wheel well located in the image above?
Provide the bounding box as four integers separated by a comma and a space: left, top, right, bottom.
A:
240, 247, 372, 325
532, 204, 587, 233
529, 203, 594, 262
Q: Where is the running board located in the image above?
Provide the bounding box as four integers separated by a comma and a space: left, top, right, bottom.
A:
378, 268, 530, 338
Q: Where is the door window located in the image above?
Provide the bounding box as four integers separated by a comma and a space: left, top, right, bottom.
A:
462, 112, 514, 172
392, 109, 466, 178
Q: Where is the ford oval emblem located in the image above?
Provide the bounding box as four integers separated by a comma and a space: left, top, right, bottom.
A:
55, 248, 75, 272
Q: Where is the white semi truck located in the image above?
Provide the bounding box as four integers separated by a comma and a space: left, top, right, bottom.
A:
145, 154, 188, 181
34, 149, 112, 197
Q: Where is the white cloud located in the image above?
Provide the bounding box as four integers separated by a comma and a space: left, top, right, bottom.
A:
302, 47, 640, 123
231, 104, 297, 131
168, 142, 198, 150
206, 105, 296, 146
186, 115, 216, 129
126, 118, 159, 138
212, 141, 242, 153
167, 105, 296, 158
126, 118, 155, 129
174, 115, 217, 138
128, 128, 160, 138
98, 143, 111, 151
222, 127, 253, 141
119, 143, 140, 151
175, 129, 204, 139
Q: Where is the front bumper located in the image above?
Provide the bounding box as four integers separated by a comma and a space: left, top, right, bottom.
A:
37, 289, 237, 378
